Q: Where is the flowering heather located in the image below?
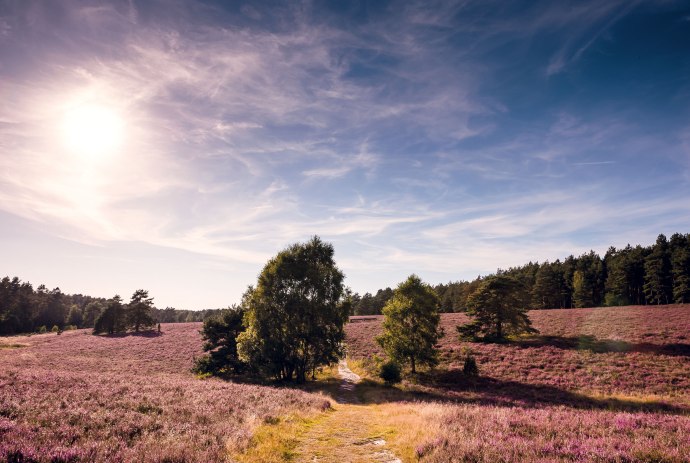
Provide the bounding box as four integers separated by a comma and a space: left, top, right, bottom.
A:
0, 323, 328, 462
348, 305, 690, 402
349, 305, 690, 462
414, 403, 690, 463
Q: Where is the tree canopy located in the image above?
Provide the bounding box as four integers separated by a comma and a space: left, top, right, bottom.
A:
93, 295, 126, 335
376, 275, 443, 374
458, 275, 538, 341
194, 305, 247, 376
236, 236, 349, 382
127, 289, 156, 332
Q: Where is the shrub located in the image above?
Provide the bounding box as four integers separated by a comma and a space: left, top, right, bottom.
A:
51, 325, 59, 333
38, 326, 47, 334
379, 361, 402, 385
191, 356, 215, 376
463, 354, 479, 376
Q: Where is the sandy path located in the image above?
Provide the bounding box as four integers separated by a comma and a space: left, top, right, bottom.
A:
336, 360, 361, 403
294, 361, 402, 463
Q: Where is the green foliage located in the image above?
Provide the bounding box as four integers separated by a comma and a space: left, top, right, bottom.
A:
127, 289, 155, 332
236, 236, 349, 382
644, 234, 672, 305
50, 325, 59, 333
604, 292, 625, 307
66, 304, 83, 328
194, 306, 247, 375
191, 356, 215, 376
458, 275, 538, 341
572, 252, 605, 308
93, 296, 126, 335
376, 275, 443, 374
436, 279, 482, 313
351, 287, 394, 315
378, 361, 402, 385
38, 325, 47, 334
82, 301, 104, 328
670, 233, 690, 303
463, 353, 479, 377
604, 245, 648, 306
531, 261, 566, 309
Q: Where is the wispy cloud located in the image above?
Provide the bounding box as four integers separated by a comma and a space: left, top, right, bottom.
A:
0, 0, 688, 307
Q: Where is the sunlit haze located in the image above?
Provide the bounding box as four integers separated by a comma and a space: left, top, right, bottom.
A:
1, 1, 689, 309
62, 105, 125, 158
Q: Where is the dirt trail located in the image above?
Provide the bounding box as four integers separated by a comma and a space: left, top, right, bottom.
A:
293, 361, 403, 463
336, 360, 361, 404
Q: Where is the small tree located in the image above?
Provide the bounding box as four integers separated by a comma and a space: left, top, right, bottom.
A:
194, 305, 246, 375
93, 295, 126, 335
127, 289, 155, 332
458, 275, 537, 341
236, 236, 349, 382
376, 275, 443, 374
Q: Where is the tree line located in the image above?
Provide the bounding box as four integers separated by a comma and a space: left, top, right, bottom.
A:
0, 278, 224, 336
350, 233, 690, 315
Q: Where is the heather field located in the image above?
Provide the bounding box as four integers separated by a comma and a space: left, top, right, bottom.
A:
2, 307, 690, 463
0, 324, 329, 463
347, 305, 690, 462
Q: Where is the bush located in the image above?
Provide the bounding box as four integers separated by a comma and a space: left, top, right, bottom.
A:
38, 325, 47, 334
463, 354, 479, 376
379, 361, 402, 385
191, 356, 215, 376
51, 325, 59, 333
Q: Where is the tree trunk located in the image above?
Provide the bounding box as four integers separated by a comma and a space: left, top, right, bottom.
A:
410, 356, 416, 374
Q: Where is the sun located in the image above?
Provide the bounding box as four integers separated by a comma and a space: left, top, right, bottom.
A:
61, 105, 124, 158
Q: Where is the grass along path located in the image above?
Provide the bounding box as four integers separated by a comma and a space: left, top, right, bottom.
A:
291, 361, 402, 462
236, 361, 431, 463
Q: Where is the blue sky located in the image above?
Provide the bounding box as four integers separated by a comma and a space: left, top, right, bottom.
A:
1, 0, 689, 309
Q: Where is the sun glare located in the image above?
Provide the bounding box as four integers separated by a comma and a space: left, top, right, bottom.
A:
61, 105, 124, 158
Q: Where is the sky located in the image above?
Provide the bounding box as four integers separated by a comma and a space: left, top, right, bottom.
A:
1, 0, 689, 310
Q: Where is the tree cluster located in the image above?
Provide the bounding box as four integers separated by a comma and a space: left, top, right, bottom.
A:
348, 287, 394, 315
434, 233, 690, 312
197, 237, 350, 383
0, 276, 229, 336
92, 290, 156, 335
0, 278, 108, 335
155, 307, 225, 324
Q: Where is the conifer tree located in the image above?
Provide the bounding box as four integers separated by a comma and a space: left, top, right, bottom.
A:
127, 289, 155, 332
644, 234, 672, 305
670, 233, 690, 303
458, 275, 537, 341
